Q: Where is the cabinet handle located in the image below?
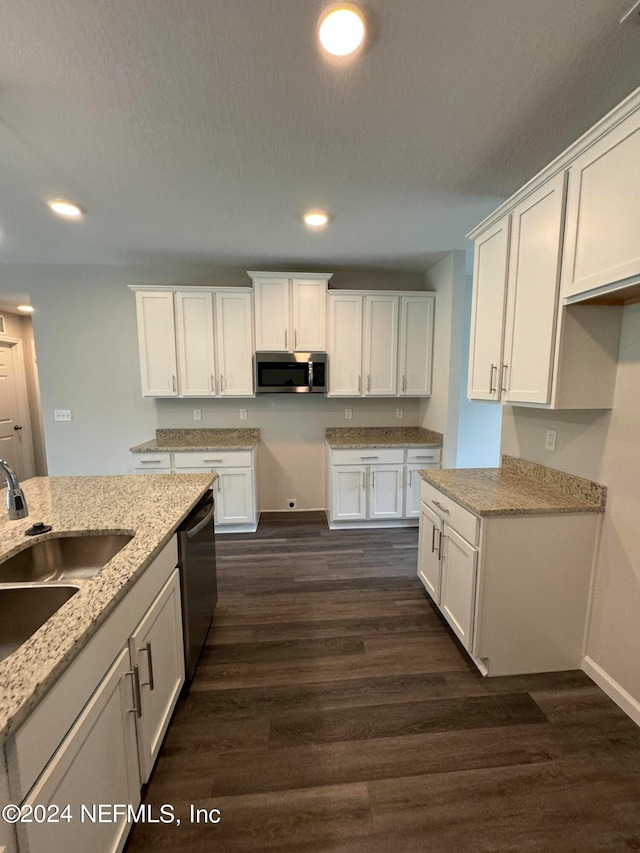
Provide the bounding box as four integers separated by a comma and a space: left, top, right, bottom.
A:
217, 477, 221, 493
357, 374, 361, 394
361, 470, 365, 489
431, 524, 438, 553
284, 329, 288, 350
360, 455, 379, 460
210, 374, 215, 394
501, 364, 508, 394
489, 363, 497, 394
371, 471, 375, 489
172, 374, 177, 392
204, 459, 223, 463
409, 469, 413, 487
367, 375, 371, 393
402, 375, 407, 393
414, 455, 435, 460
433, 500, 450, 515
140, 459, 162, 465
220, 374, 224, 393
140, 641, 155, 691
126, 666, 142, 718
438, 533, 445, 561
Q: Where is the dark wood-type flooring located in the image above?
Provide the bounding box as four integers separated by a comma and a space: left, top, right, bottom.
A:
126, 512, 640, 852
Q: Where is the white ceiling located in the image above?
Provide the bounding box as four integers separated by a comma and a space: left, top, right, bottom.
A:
0, 0, 639, 272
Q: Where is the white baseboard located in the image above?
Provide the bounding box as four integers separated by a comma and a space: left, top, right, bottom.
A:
582, 655, 640, 727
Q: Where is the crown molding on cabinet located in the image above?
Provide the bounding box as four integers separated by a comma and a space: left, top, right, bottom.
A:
246, 271, 333, 281
128, 285, 254, 293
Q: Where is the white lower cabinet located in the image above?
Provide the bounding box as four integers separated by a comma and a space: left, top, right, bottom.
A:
6, 538, 185, 853
417, 479, 601, 676
213, 468, 255, 527
327, 445, 441, 528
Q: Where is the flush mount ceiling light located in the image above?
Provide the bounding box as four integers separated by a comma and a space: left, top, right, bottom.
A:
303, 210, 330, 228
16, 305, 34, 313
318, 5, 366, 57
47, 199, 84, 218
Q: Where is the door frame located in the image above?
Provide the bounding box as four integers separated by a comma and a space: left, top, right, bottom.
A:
0, 335, 36, 480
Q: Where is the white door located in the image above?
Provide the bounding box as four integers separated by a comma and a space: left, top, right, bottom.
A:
468, 216, 510, 401
328, 294, 363, 396
562, 108, 640, 299
292, 278, 327, 351
363, 295, 399, 396
215, 468, 254, 525
129, 570, 184, 783
502, 172, 566, 405
0, 340, 33, 479
254, 278, 290, 351
215, 291, 254, 396
417, 502, 442, 604
135, 291, 178, 396
20, 647, 140, 853
404, 465, 424, 518
398, 295, 435, 396
440, 525, 478, 652
369, 464, 404, 519
175, 291, 216, 396
332, 465, 367, 521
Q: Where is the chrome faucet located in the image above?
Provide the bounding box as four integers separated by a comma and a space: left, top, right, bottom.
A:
0, 459, 29, 520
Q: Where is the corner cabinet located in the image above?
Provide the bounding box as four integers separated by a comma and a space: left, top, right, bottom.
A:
326, 445, 440, 529
417, 479, 600, 676
132, 286, 254, 398
328, 291, 435, 398
249, 271, 331, 352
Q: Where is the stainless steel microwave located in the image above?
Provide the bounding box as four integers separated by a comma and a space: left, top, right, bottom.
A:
255, 352, 328, 394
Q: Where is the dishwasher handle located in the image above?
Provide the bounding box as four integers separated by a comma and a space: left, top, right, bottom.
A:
186, 500, 215, 540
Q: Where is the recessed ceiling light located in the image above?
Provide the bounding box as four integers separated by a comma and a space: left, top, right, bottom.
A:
48, 199, 84, 218
318, 5, 365, 57
303, 210, 330, 228
17, 305, 34, 313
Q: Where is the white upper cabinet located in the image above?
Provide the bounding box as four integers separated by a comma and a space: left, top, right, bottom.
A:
135, 291, 178, 397
468, 217, 510, 401
250, 272, 331, 352
328, 292, 363, 396
502, 172, 566, 405
175, 290, 216, 397
363, 295, 399, 396
562, 107, 640, 300
398, 294, 435, 396
215, 291, 254, 396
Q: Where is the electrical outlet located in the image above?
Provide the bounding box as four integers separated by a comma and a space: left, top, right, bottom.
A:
193, 409, 202, 421
239, 408, 248, 420
344, 408, 353, 420
396, 407, 403, 419
54, 410, 72, 422
286, 498, 297, 510
545, 429, 557, 451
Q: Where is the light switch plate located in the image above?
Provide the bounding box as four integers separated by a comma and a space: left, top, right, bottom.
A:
395, 408, 403, 419
193, 409, 202, 421
239, 408, 248, 420
344, 408, 353, 420
545, 429, 557, 451
54, 410, 72, 422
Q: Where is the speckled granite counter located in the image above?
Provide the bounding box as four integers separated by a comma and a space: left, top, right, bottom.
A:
131, 428, 259, 453
419, 455, 606, 517
326, 427, 443, 449
0, 473, 215, 741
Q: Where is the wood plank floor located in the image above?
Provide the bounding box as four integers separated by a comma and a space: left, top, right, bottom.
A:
126, 512, 640, 852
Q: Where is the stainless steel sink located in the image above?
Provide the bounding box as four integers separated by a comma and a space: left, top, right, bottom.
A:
0, 585, 79, 662
0, 534, 133, 583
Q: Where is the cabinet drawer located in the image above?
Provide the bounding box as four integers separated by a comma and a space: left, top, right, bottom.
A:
331, 448, 404, 465
173, 450, 252, 468
421, 481, 479, 546
131, 452, 171, 470
406, 447, 441, 464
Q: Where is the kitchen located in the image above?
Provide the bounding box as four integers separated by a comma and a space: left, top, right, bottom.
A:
2, 1, 640, 850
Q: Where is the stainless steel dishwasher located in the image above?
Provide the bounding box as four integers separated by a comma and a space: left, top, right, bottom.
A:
177, 489, 217, 682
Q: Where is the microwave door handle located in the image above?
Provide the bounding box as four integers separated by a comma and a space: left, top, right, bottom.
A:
308, 359, 313, 391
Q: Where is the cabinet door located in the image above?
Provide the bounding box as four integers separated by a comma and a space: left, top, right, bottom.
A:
502, 172, 566, 405
175, 291, 216, 397
215, 468, 255, 525
20, 647, 140, 853
215, 291, 254, 396
398, 295, 435, 396
369, 464, 404, 519
292, 278, 327, 351
135, 291, 178, 397
417, 502, 442, 604
440, 525, 478, 652
130, 569, 184, 783
562, 108, 640, 299
328, 294, 363, 396
332, 465, 367, 520
254, 278, 290, 351
404, 464, 427, 518
363, 295, 399, 396
468, 217, 510, 401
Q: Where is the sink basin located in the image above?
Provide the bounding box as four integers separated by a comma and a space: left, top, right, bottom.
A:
0, 534, 133, 583
0, 585, 79, 663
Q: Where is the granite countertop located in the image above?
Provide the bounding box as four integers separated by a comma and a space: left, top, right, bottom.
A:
0, 473, 215, 741
131, 428, 260, 453
419, 455, 606, 517
326, 427, 443, 449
